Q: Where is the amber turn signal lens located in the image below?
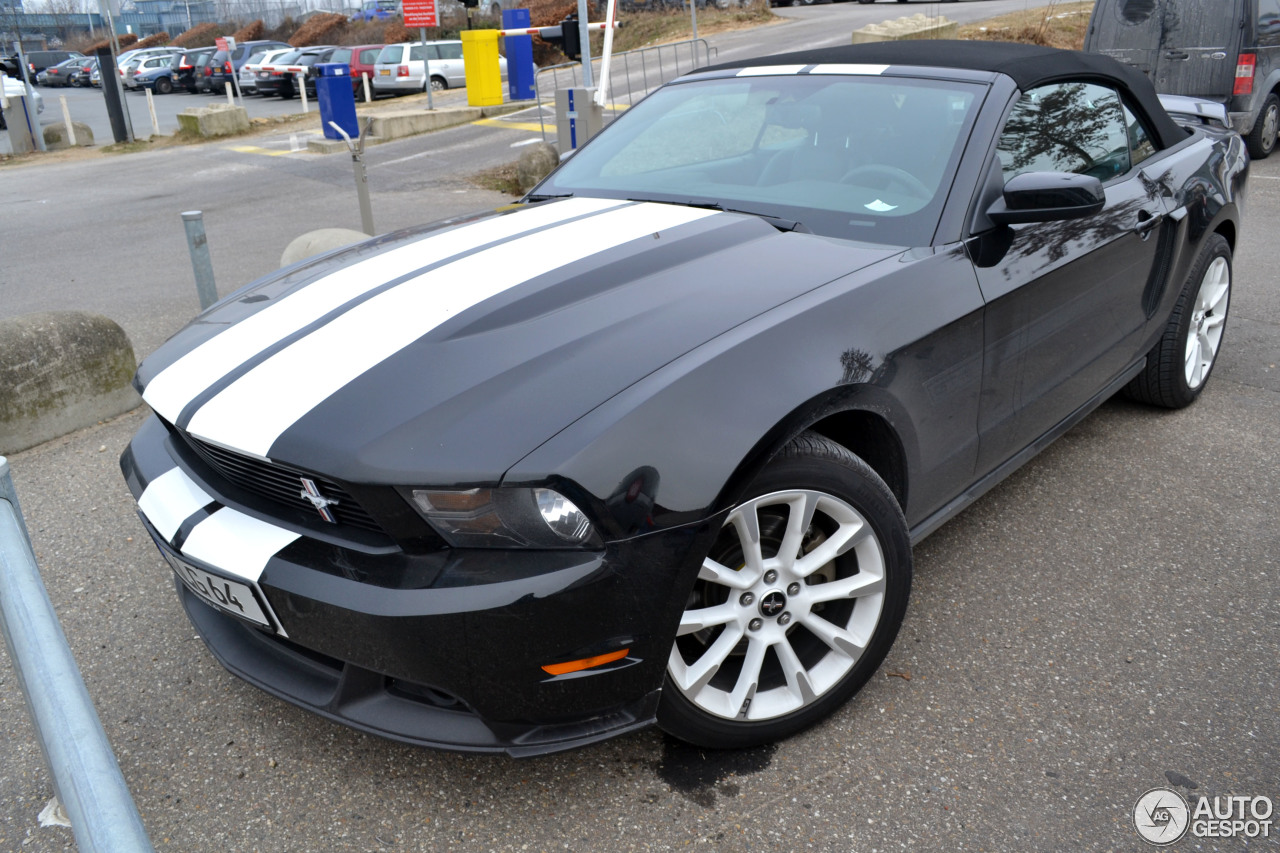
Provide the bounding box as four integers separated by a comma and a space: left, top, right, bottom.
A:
541, 649, 629, 676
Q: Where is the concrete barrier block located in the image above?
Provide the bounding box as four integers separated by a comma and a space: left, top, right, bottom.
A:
43, 121, 94, 149
0, 312, 140, 454
177, 103, 251, 138
852, 13, 957, 44
517, 142, 558, 192
367, 107, 484, 141
280, 228, 372, 267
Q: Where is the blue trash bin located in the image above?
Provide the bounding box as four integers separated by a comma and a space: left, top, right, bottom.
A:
315, 62, 359, 141
502, 8, 536, 102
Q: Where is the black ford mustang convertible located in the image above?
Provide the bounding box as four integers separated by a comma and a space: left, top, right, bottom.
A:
122, 42, 1247, 755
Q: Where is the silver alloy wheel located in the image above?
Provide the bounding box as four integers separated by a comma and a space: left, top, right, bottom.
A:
667, 489, 886, 721
1184, 255, 1229, 389
1264, 101, 1279, 152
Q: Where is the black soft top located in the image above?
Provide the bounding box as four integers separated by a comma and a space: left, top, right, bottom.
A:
704, 40, 1187, 150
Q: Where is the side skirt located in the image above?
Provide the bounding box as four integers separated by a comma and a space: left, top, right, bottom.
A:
908, 358, 1147, 546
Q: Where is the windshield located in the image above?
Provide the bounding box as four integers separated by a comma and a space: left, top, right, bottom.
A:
534, 73, 985, 245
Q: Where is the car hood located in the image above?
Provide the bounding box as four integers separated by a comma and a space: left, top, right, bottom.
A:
139, 198, 898, 484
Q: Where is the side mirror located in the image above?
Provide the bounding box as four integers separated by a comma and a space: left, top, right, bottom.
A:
987, 171, 1105, 225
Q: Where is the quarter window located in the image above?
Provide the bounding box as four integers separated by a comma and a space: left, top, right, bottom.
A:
997, 82, 1133, 183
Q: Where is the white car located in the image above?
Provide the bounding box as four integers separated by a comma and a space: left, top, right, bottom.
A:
1, 72, 45, 130
239, 47, 295, 95
372, 40, 506, 95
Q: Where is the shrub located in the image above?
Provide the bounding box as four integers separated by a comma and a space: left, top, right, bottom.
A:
289, 12, 348, 47
232, 19, 266, 41
131, 32, 171, 49
171, 23, 222, 48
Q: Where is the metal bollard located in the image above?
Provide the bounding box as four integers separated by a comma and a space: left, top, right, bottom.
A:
328, 119, 376, 236
181, 211, 219, 310
0, 457, 156, 853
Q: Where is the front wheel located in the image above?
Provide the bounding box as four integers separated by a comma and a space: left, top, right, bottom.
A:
658, 432, 911, 749
155, 76, 173, 95
1124, 233, 1231, 408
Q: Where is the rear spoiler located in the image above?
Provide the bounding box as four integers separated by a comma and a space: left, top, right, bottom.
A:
1158, 94, 1230, 129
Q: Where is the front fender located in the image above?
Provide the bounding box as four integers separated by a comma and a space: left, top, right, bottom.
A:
504, 244, 985, 541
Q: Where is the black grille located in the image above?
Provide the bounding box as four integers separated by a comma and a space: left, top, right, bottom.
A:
182, 434, 384, 534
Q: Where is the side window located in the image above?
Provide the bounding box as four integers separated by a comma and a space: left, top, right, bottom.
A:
331, 49, 352, 64
1122, 103, 1156, 167
997, 82, 1132, 183
1260, 0, 1280, 45
438, 43, 463, 60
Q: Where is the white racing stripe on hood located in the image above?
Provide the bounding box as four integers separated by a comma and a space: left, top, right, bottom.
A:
180, 507, 300, 583
185, 202, 718, 458
137, 466, 213, 544
143, 197, 627, 424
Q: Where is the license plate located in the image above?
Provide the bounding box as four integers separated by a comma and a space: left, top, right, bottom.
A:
163, 551, 274, 630
379, 68, 389, 76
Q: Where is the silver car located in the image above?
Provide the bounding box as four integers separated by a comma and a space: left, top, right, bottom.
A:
372, 40, 505, 94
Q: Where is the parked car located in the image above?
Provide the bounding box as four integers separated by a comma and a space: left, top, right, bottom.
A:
66, 56, 98, 87
135, 53, 184, 94
186, 49, 220, 93
350, 0, 398, 21
207, 39, 292, 93
117, 48, 180, 90
255, 47, 335, 99
238, 47, 295, 95
0, 71, 45, 130
2, 49, 82, 80
373, 40, 504, 94
324, 44, 386, 100
1085, 0, 1280, 158
120, 41, 1247, 755
127, 53, 180, 92
175, 48, 215, 94
36, 56, 82, 87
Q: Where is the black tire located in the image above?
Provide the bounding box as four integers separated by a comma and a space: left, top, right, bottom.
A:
429, 75, 447, 91
155, 75, 173, 95
1124, 233, 1231, 409
1246, 93, 1279, 160
658, 432, 911, 749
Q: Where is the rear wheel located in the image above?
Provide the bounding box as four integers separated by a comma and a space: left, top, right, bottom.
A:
1247, 93, 1279, 160
430, 75, 446, 91
658, 432, 911, 749
1124, 233, 1231, 408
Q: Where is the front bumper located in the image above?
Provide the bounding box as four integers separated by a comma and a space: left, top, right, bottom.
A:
122, 414, 709, 755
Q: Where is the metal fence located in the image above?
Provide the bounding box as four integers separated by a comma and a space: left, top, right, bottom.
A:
534, 38, 715, 141
0, 457, 155, 853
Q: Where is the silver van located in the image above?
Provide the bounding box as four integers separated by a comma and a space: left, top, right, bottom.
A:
1085, 0, 1280, 158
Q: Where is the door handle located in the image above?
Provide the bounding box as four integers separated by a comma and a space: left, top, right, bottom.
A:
1135, 209, 1163, 239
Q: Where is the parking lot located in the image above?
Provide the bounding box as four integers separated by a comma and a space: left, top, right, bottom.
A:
2, 3, 1278, 850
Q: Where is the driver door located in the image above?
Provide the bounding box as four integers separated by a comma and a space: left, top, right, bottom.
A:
974, 81, 1171, 474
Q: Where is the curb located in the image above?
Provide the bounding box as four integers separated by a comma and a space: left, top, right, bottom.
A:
0, 312, 140, 455
307, 101, 533, 153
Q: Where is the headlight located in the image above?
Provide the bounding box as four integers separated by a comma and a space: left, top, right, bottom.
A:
409, 487, 600, 549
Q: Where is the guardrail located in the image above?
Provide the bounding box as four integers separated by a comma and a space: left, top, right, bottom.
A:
534, 38, 716, 141
0, 456, 155, 853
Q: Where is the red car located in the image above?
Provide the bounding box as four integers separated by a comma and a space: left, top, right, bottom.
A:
328, 44, 385, 101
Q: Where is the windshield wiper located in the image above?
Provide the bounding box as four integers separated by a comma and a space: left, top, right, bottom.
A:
524, 192, 574, 203
638, 198, 808, 234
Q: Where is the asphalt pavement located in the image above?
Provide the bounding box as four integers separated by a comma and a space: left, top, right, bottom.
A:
2, 4, 1279, 851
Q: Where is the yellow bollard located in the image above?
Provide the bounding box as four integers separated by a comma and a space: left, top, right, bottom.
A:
460, 30, 504, 107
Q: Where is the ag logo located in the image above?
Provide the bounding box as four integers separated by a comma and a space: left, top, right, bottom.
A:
1134, 788, 1190, 845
